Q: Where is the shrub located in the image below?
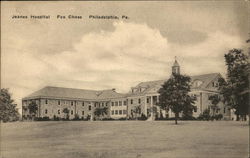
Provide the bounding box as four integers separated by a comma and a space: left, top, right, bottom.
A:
102, 118, 115, 121
181, 115, 197, 120
53, 115, 60, 121
72, 114, 81, 121
138, 114, 147, 120
214, 114, 223, 120
118, 117, 127, 121
86, 115, 91, 121
35, 117, 50, 121
197, 109, 210, 121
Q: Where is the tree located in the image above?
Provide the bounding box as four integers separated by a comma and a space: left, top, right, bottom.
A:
182, 96, 196, 120
28, 101, 38, 120
158, 74, 196, 124
131, 105, 141, 120
94, 107, 108, 120
219, 49, 249, 120
208, 94, 220, 118
0, 88, 20, 122
63, 108, 70, 120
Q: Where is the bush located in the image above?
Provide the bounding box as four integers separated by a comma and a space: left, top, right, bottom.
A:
102, 118, 115, 121
35, 117, 50, 121
197, 109, 224, 121
197, 109, 210, 121
137, 114, 147, 120
155, 117, 169, 121
72, 114, 81, 121
53, 115, 60, 121
214, 114, 223, 120
181, 115, 197, 120
118, 117, 127, 121
86, 115, 91, 121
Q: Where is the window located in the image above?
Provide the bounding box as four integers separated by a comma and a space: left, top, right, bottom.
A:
119, 101, 122, 106
112, 102, 114, 106
147, 98, 150, 103
112, 110, 114, 115
131, 99, 133, 104
45, 99, 48, 104
215, 83, 219, 87
224, 107, 226, 113
45, 109, 48, 114
82, 111, 84, 115
102, 103, 104, 107
115, 110, 118, 115
115, 102, 118, 106
58, 109, 60, 114
95, 102, 99, 107
119, 110, 122, 115
138, 98, 141, 104
123, 101, 127, 105
89, 106, 91, 111
58, 100, 60, 105
106, 102, 108, 106
71, 110, 73, 115
213, 82, 219, 87
123, 110, 127, 115
71, 101, 73, 106
194, 80, 203, 87
82, 102, 84, 106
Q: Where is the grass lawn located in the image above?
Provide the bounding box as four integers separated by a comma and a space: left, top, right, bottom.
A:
1, 121, 249, 158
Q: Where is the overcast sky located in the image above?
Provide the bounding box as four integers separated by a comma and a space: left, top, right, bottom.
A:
1, 1, 249, 109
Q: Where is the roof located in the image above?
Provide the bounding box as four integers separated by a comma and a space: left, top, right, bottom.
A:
23, 86, 125, 100
128, 73, 221, 97
190, 73, 221, 89
23, 73, 221, 100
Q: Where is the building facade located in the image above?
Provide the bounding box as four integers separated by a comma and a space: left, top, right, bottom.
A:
22, 60, 231, 120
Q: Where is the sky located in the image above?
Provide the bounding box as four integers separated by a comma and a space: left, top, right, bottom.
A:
1, 1, 249, 110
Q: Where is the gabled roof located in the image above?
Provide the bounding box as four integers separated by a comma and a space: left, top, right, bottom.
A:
128, 73, 221, 97
190, 73, 221, 89
23, 86, 125, 100
23, 73, 222, 100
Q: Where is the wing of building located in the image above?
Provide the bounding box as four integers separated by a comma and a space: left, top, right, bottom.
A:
22, 59, 231, 120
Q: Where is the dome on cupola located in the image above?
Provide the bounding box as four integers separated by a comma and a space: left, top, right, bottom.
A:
172, 57, 180, 75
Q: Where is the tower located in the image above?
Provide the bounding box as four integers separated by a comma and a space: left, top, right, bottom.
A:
172, 57, 180, 75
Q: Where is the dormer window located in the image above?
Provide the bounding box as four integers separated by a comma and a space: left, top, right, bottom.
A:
193, 80, 203, 87
139, 87, 145, 92
212, 82, 219, 87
